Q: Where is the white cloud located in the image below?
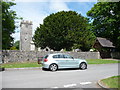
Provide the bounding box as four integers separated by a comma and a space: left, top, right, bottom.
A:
13, 0, 49, 2
49, 0, 70, 12
12, 32, 20, 42
13, 0, 98, 2
12, 1, 71, 41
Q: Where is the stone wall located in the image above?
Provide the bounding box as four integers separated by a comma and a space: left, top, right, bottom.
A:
1, 50, 100, 63
111, 52, 120, 59
0, 51, 2, 63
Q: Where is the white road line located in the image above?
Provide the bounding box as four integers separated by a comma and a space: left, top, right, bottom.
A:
64, 84, 77, 88
51, 82, 92, 88
51, 87, 59, 88
80, 82, 92, 85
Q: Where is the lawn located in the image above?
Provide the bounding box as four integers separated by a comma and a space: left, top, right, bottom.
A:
86, 59, 120, 64
1, 59, 120, 68
2, 61, 42, 68
101, 75, 120, 89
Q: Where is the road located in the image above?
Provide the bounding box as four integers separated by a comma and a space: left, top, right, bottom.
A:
2, 63, 119, 88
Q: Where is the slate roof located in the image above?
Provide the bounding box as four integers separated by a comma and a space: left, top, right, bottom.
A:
97, 37, 115, 48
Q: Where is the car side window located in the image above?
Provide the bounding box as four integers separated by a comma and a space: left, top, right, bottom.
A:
63, 55, 73, 59
53, 54, 64, 59
53, 55, 58, 58
59, 54, 64, 58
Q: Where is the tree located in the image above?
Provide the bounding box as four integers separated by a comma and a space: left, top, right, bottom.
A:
87, 2, 120, 51
13, 40, 19, 50
2, 1, 18, 50
10, 46, 17, 50
33, 11, 96, 51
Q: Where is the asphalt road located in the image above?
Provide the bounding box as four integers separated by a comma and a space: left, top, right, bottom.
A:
2, 63, 119, 88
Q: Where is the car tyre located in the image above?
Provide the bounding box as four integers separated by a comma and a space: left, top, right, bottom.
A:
79, 62, 87, 70
42, 67, 47, 71
49, 64, 58, 71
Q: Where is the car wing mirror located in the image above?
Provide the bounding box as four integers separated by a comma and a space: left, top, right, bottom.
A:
72, 57, 74, 59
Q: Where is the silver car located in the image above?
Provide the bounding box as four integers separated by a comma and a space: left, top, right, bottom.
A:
41, 53, 87, 71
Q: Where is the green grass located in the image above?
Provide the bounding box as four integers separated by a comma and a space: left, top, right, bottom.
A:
1, 59, 120, 68
101, 75, 120, 89
87, 59, 120, 64
2, 61, 42, 68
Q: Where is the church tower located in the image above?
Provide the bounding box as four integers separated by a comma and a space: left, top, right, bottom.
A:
20, 20, 33, 51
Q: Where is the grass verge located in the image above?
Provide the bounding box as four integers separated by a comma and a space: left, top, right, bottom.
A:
87, 59, 120, 64
2, 61, 42, 68
101, 75, 120, 89
1, 59, 120, 68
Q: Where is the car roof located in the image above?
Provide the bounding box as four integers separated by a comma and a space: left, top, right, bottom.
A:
47, 53, 66, 56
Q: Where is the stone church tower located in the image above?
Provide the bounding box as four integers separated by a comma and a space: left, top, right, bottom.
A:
20, 20, 33, 51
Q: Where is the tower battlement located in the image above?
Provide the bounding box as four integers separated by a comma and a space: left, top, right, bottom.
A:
21, 20, 32, 25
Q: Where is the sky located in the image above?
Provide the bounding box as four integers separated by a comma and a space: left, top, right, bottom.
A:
11, 0, 97, 42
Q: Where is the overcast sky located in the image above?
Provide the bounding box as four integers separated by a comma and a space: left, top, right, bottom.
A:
11, 0, 97, 42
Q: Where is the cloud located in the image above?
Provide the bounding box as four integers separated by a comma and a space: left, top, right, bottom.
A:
12, 1, 70, 40
14, 0, 98, 2
49, 0, 70, 12
12, 32, 20, 42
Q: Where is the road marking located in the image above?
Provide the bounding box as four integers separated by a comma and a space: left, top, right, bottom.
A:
80, 82, 92, 85
51, 87, 59, 88
64, 84, 77, 88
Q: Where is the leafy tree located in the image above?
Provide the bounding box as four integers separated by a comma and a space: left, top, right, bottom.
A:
33, 11, 96, 51
0, 1, 2, 50
87, 2, 120, 51
10, 46, 17, 50
2, 1, 18, 50
13, 40, 19, 50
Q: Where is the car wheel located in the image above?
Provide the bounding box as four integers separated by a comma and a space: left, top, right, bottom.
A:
79, 62, 87, 70
49, 64, 58, 71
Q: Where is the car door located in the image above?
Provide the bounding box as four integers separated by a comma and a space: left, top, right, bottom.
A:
53, 54, 67, 68
64, 54, 78, 68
